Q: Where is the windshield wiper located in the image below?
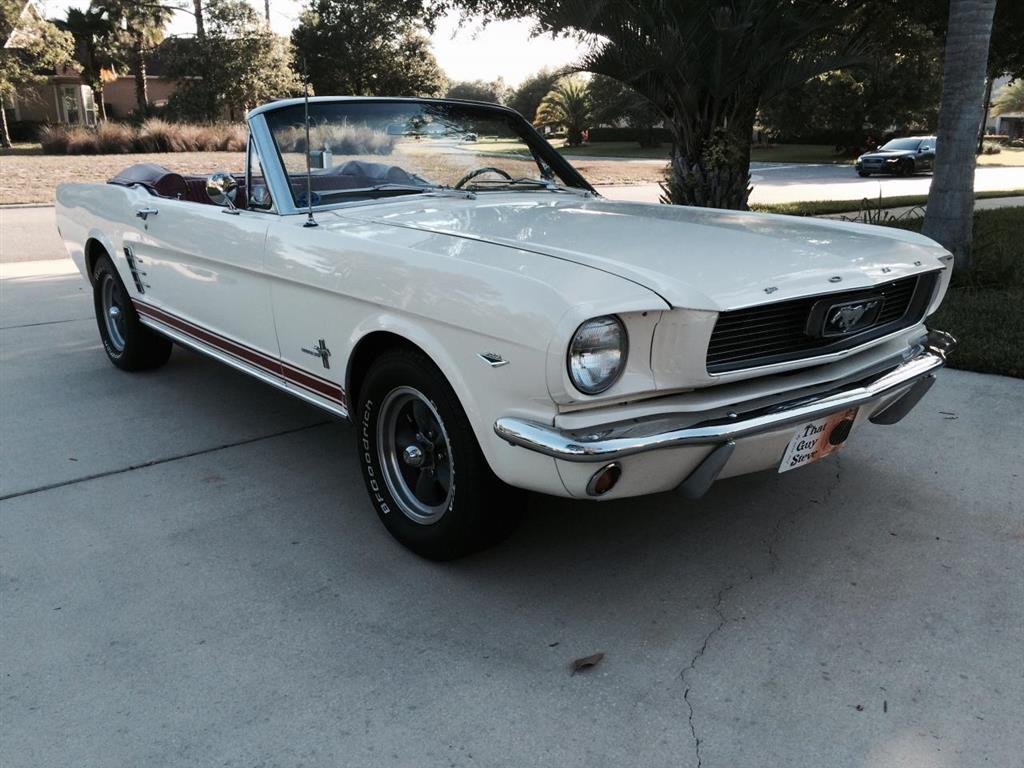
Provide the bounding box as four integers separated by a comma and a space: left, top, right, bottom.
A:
465, 177, 591, 195
328, 183, 476, 200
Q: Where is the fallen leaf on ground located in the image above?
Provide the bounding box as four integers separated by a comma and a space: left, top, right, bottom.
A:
570, 652, 604, 675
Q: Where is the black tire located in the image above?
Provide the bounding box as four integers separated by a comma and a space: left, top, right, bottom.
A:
897, 159, 914, 177
356, 347, 522, 560
857, 170, 871, 177
92, 254, 172, 371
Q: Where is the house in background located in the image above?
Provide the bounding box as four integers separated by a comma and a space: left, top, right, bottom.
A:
984, 75, 1023, 139
2, 1, 180, 135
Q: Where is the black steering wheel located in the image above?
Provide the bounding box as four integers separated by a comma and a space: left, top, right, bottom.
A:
453, 166, 513, 189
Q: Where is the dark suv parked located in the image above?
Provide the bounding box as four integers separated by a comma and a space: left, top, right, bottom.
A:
855, 136, 937, 177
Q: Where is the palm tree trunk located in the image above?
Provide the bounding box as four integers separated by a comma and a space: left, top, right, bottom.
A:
661, 103, 755, 210
976, 75, 994, 154
193, 0, 205, 39
133, 39, 149, 117
97, 84, 107, 121
0, 96, 13, 149
922, 0, 998, 271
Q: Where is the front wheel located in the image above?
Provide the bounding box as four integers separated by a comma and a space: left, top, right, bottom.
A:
356, 347, 521, 560
92, 254, 172, 371
896, 159, 914, 177
857, 170, 871, 177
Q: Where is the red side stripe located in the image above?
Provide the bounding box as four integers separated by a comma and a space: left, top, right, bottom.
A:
134, 300, 346, 406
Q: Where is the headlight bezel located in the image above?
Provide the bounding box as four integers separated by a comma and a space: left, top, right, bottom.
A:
566, 315, 629, 396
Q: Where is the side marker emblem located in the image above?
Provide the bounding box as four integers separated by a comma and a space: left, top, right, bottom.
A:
302, 339, 331, 369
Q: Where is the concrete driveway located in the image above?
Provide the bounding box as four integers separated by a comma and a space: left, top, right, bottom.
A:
2, 246, 1023, 766
598, 163, 1024, 205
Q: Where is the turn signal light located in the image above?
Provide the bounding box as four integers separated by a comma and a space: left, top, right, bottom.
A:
586, 463, 622, 497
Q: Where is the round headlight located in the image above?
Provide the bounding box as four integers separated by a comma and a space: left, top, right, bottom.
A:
567, 316, 628, 395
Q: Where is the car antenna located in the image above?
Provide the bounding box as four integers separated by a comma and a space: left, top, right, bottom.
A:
302, 61, 317, 228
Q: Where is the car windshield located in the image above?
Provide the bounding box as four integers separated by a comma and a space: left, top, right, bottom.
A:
880, 138, 923, 151
264, 100, 584, 208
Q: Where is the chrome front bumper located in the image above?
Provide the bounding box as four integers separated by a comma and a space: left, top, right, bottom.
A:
494, 330, 956, 464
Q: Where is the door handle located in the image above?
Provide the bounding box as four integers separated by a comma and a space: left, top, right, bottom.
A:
136, 207, 159, 220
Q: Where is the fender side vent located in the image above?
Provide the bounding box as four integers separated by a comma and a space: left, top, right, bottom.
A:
123, 247, 147, 293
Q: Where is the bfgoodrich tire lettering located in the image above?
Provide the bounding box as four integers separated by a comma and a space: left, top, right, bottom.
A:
92, 253, 172, 371
356, 347, 521, 560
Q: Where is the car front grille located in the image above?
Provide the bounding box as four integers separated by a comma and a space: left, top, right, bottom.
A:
706, 273, 938, 374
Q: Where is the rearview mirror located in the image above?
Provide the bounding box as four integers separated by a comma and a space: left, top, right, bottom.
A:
206, 171, 238, 208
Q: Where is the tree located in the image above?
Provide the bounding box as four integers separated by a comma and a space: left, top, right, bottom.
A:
587, 73, 663, 146
1, 0, 74, 146
758, 10, 944, 151
291, 0, 447, 97
164, 0, 301, 120
988, 0, 1024, 80
446, 0, 862, 210
55, 6, 120, 121
94, 0, 174, 116
991, 78, 1024, 116
507, 67, 558, 122
446, 78, 508, 104
535, 76, 591, 145
923, 0, 998, 271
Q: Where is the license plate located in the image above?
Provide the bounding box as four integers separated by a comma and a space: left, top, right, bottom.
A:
778, 408, 858, 473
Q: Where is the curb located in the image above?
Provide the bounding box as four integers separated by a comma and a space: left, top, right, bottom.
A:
0, 203, 55, 210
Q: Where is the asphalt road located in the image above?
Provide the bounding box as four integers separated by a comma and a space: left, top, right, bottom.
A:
2, 250, 1023, 764
599, 162, 1024, 205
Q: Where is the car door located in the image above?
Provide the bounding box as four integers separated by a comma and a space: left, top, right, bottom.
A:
262, 214, 350, 415
121, 167, 280, 378
918, 140, 936, 171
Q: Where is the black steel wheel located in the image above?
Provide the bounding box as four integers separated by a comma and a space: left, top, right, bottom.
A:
356, 346, 521, 560
92, 254, 172, 371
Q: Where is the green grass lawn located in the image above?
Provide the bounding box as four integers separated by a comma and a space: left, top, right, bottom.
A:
753, 190, 1024, 217
883, 207, 1024, 378
553, 141, 853, 163
749, 143, 852, 164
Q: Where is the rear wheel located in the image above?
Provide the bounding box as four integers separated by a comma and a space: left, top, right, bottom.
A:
92, 254, 172, 371
356, 347, 521, 560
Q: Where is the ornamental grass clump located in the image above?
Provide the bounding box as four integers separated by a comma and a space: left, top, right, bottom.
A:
38, 121, 250, 155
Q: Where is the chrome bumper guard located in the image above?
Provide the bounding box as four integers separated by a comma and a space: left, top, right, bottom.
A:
494, 330, 956, 464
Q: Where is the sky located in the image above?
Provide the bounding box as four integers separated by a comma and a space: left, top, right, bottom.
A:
38, 1, 587, 86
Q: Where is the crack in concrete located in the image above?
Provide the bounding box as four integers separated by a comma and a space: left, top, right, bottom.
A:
0, 421, 332, 502
682, 583, 734, 768
762, 453, 844, 574
680, 455, 846, 766
0, 316, 93, 330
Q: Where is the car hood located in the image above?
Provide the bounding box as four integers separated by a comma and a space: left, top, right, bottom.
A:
859, 149, 917, 160
340, 194, 949, 311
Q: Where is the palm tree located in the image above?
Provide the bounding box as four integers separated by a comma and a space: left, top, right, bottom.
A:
536, 77, 592, 146
94, 0, 174, 116
922, 0, 998, 271
538, 0, 862, 209
991, 78, 1024, 116
56, 7, 119, 121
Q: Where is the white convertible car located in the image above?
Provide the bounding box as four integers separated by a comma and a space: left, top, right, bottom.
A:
56, 97, 956, 559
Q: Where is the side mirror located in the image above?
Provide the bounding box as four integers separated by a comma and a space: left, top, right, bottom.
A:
206, 171, 238, 208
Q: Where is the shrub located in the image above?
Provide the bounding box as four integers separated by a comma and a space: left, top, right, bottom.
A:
94, 122, 136, 153
37, 120, 250, 155
136, 119, 186, 152
64, 127, 99, 154
275, 122, 395, 156
39, 124, 71, 154
981, 141, 1002, 155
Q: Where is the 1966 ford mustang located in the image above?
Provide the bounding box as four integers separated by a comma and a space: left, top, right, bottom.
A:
56, 97, 957, 559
